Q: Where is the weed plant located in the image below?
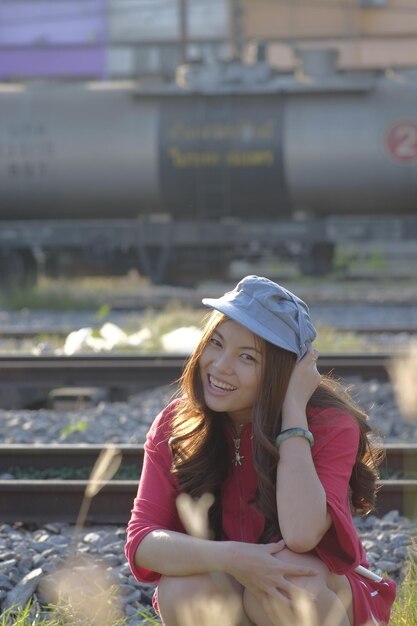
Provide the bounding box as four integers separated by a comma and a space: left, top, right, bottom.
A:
390, 553, 417, 626
0, 604, 160, 625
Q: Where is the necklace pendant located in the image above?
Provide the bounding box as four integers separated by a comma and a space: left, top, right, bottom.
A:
233, 451, 244, 466
233, 438, 244, 466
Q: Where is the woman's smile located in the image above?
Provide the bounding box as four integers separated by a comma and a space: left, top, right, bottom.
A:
207, 374, 237, 393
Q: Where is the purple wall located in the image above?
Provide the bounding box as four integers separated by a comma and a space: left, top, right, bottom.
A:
0, 0, 107, 78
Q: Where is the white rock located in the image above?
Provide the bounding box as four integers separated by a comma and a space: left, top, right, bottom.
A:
126, 327, 152, 347
161, 327, 202, 354
99, 322, 129, 349
63, 328, 93, 355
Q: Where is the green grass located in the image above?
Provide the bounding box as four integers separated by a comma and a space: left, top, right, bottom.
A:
0, 603, 160, 625
314, 325, 364, 353
0, 273, 148, 311
60, 420, 89, 437
0, 283, 101, 311
390, 554, 417, 626
333, 246, 389, 274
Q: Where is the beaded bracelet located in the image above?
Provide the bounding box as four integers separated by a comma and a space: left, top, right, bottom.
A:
275, 427, 314, 448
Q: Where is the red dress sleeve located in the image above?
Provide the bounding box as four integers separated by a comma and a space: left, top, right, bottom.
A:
308, 408, 367, 574
125, 400, 185, 582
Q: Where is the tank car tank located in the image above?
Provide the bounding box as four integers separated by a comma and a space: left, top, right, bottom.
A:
1, 52, 416, 220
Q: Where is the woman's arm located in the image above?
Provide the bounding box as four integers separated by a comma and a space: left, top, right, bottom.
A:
136, 530, 318, 599
135, 529, 225, 575
125, 402, 184, 581
276, 348, 330, 552
276, 429, 331, 552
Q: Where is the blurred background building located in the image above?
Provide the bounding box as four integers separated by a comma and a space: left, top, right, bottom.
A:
0, 0, 415, 81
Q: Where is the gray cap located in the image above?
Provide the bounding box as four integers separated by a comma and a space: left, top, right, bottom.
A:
202, 275, 316, 361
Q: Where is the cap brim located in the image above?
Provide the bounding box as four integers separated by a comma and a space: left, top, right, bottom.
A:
202, 298, 298, 356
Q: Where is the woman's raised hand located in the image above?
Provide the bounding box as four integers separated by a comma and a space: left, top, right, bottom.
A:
282, 346, 321, 420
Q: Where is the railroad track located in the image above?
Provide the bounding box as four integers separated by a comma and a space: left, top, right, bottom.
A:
1, 444, 416, 524
0, 353, 397, 410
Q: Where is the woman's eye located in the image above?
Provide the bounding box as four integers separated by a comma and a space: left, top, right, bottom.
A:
241, 353, 256, 362
210, 337, 222, 347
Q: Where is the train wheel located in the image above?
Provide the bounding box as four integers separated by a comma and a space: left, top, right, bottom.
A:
164, 255, 230, 287
21, 250, 38, 288
0, 251, 38, 291
298, 242, 335, 276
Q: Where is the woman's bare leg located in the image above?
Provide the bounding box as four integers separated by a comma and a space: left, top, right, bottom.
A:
157, 549, 353, 626
157, 572, 252, 626
243, 548, 353, 626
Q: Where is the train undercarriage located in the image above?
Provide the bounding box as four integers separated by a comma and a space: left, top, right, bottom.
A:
0, 216, 416, 290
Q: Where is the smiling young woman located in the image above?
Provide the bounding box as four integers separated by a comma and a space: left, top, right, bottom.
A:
125, 275, 396, 626
198, 320, 263, 428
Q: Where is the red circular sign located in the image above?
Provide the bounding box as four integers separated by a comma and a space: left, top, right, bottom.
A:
385, 121, 417, 162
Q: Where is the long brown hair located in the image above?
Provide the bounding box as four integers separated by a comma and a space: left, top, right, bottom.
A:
169, 311, 384, 542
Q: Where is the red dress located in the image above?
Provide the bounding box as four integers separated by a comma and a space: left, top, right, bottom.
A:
125, 400, 396, 625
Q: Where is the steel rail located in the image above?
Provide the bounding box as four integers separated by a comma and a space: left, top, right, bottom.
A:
1, 479, 415, 524
1, 443, 416, 474
1, 444, 416, 524
0, 354, 186, 409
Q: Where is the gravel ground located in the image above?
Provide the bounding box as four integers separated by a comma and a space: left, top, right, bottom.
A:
0, 380, 416, 446
1, 511, 414, 625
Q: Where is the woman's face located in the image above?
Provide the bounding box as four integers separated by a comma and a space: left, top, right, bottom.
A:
199, 319, 263, 427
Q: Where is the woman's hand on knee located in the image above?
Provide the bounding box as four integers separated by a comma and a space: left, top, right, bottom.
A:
226, 540, 319, 599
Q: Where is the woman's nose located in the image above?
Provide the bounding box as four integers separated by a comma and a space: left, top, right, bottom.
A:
213, 351, 234, 374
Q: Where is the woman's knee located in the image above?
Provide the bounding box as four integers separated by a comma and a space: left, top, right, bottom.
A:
274, 547, 332, 591
243, 588, 276, 626
277, 549, 351, 602
158, 573, 216, 610
272, 549, 353, 624
158, 573, 244, 626
159, 572, 212, 595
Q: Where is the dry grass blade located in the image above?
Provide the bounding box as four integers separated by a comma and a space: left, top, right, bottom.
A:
320, 588, 354, 626
287, 591, 318, 626
37, 447, 125, 625
389, 342, 417, 423
85, 444, 123, 498
176, 492, 215, 539
74, 444, 122, 534
40, 554, 123, 626
175, 591, 242, 626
